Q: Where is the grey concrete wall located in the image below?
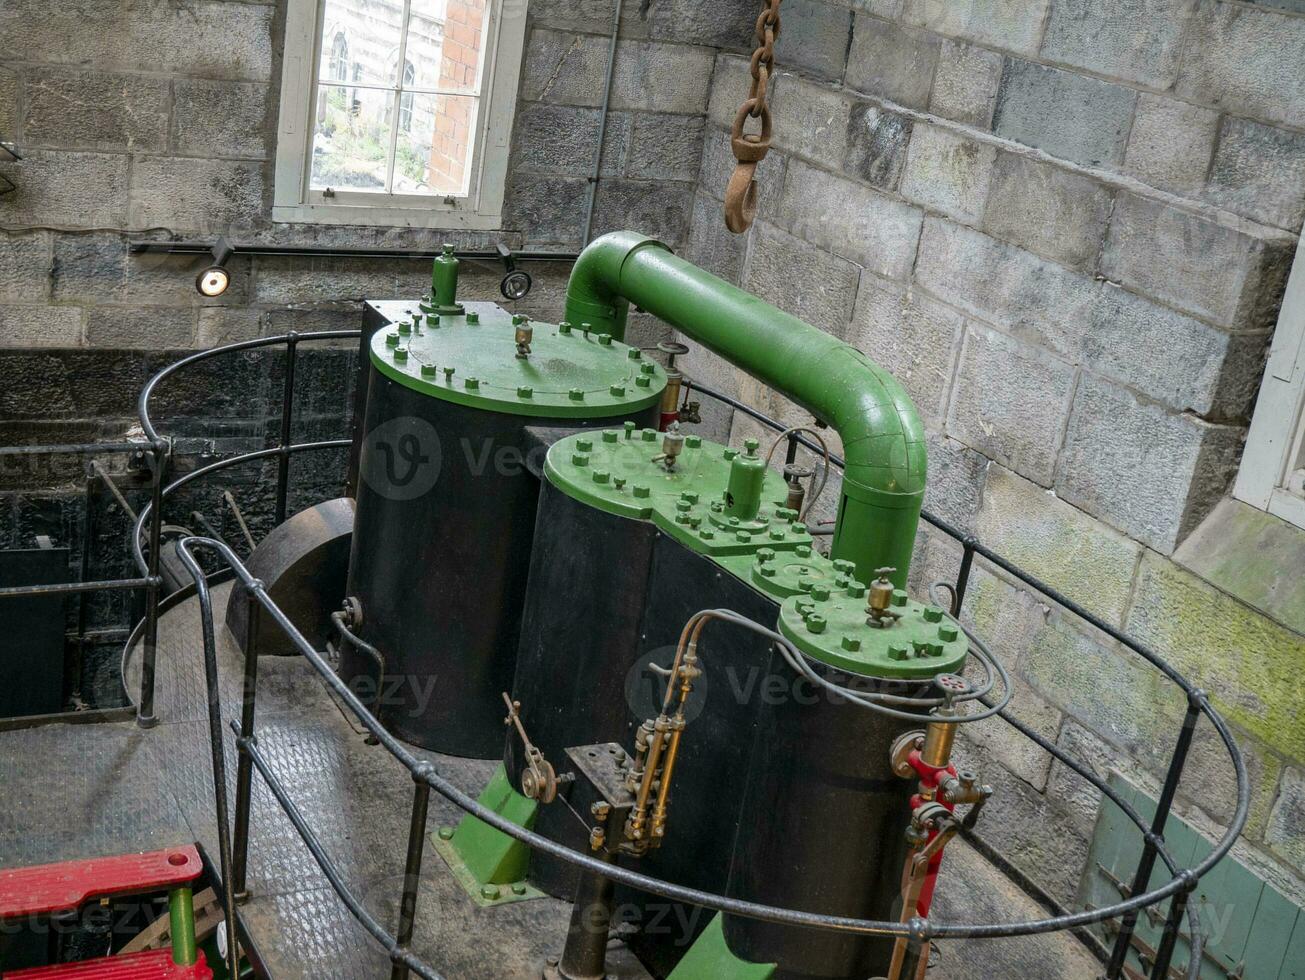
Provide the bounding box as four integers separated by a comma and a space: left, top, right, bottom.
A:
684, 0, 1305, 912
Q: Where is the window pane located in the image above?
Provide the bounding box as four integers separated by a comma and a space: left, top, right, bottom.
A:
408, 0, 490, 94
394, 93, 479, 196
318, 0, 404, 87
310, 84, 396, 192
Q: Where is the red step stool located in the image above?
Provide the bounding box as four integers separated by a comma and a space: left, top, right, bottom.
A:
0, 846, 213, 979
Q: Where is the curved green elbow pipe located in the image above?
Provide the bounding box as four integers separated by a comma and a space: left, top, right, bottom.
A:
563, 231, 927, 589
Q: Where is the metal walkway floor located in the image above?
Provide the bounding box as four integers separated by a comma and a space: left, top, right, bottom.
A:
0, 581, 1102, 979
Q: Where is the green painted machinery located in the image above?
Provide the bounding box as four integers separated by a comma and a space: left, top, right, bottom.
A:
340, 252, 667, 757
407, 231, 952, 978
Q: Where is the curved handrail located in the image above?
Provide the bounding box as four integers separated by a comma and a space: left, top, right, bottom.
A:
137, 329, 360, 444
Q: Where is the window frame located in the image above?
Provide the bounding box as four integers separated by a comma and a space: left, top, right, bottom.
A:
1234, 242, 1305, 530
272, 0, 526, 230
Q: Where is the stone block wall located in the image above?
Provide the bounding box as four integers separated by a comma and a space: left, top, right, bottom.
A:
685, 0, 1305, 910
0, 0, 733, 367
0, 0, 735, 454
0, 0, 745, 708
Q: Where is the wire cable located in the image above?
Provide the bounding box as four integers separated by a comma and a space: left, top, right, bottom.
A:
764, 425, 831, 522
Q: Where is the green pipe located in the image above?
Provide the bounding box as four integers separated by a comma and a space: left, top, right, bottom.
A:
563, 231, 926, 588
168, 885, 198, 966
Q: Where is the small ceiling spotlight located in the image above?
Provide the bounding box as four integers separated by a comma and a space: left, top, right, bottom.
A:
496, 241, 533, 302
195, 238, 235, 297
500, 268, 532, 302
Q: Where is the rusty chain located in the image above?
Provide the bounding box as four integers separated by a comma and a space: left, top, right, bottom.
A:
724, 0, 781, 233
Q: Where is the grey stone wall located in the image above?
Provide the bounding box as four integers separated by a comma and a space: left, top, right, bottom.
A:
0, 0, 743, 708
0, 0, 734, 365
684, 0, 1305, 913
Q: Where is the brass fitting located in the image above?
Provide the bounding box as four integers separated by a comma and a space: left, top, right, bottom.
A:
657, 341, 688, 416
661, 374, 683, 415
920, 707, 957, 770
866, 566, 901, 628
940, 769, 987, 807
514, 320, 533, 358
783, 462, 811, 514
654, 423, 686, 470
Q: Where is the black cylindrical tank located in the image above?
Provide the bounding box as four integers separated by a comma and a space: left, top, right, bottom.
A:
507, 429, 836, 962
721, 670, 921, 978
342, 302, 664, 756
717, 577, 969, 978
508, 497, 783, 906
507, 477, 657, 894
512, 428, 969, 978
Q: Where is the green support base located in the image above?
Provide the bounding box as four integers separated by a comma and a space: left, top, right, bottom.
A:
432, 764, 544, 907
667, 915, 776, 980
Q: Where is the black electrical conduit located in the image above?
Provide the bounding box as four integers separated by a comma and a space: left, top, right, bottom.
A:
124, 331, 1245, 980
127, 242, 580, 263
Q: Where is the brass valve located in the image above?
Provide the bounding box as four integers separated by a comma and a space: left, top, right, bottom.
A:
866, 566, 901, 628
920, 673, 970, 768
658, 341, 688, 416
653, 422, 686, 470
514, 317, 533, 358
783, 462, 812, 513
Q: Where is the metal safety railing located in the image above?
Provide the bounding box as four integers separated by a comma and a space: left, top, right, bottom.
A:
2, 328, 1246, 980
128, 329, 358, 725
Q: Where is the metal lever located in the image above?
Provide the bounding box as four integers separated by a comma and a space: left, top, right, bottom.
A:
502, 693, 559, 803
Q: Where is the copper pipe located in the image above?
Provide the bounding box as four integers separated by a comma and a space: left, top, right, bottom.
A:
886, 851, 929, 980
651, 725, 684, 831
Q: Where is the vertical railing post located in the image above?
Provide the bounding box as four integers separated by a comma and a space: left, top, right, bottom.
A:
1106, 693, 1203, 979
1149, 871, 1196, 980
192, 557, 242, 980
137, 437, 170, 727
73, 472, 98, 706
557, 850, 620, 979
231, 583, 263, 903
391, 774, 432, 980
275, 332, 299, 525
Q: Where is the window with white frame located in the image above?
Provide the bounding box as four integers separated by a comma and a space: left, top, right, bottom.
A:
1234, 244, 1305, 529
273, 0, 527, 229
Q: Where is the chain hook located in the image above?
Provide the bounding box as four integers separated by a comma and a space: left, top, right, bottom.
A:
723, 0, 782, 234
724, 98, 773, 234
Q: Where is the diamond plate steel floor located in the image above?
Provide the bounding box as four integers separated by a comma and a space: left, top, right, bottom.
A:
1, 581, 1102, 979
